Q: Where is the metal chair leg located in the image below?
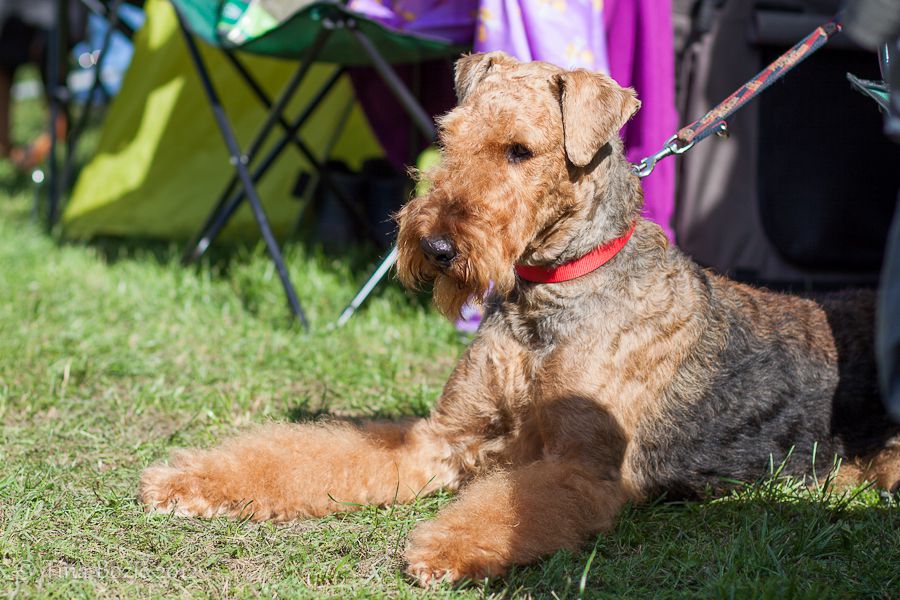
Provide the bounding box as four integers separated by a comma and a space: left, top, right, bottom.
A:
336, 246, 398, 327
175, 8, 308, 329
45, 0, 69, 229
61, 0, 125, 198
228, 51, 380, 244
335, 24, 440, 324
182, 58, 343, 265
347, 23, 436, 141
177, 10, 445, 325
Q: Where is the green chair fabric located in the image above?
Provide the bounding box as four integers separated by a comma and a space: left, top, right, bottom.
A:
63, 0, 383, 241
171, 0, 467, 64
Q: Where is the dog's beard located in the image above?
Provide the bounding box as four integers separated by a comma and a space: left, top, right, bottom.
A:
396, 215, 518, 319
429, 248, 515, 319
395, 188, 529, 319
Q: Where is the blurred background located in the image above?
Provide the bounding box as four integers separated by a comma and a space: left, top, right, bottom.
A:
2, 0, 899, 405
4, 1, 895, 286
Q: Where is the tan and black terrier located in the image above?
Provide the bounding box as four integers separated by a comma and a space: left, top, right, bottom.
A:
140, 52, 900, 586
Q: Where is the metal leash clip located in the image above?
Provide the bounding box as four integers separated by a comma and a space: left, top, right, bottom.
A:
631, 135, 695, 178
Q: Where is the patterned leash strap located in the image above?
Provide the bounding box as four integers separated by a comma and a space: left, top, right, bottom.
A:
633, 14, 844, 178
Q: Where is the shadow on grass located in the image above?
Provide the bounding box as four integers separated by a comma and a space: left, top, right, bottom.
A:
75, 231, 397, 283
0, 168, 39, 196
284, 398, 434, 424
1, 149, 431, 315
284, 402, 334, 424
63, 231, 432, 318
489, 477, 899, 599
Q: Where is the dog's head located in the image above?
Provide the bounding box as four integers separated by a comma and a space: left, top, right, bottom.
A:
395, 52, 642, 318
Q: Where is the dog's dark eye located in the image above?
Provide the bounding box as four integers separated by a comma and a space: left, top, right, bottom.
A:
507, 143, 533, 164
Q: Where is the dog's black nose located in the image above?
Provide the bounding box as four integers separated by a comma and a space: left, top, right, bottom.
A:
420, 235, 457, 267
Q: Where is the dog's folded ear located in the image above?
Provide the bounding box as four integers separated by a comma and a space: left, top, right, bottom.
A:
454, 51, 518, 103
555, 70, 640, 168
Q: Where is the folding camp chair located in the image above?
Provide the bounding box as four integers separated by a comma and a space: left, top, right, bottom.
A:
171, 0, 466, 329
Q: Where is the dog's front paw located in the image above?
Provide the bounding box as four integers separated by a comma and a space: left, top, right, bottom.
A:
137, 465, 177, 512
138, 463, 201, 517
138, 450, 236, 518
404, 520, 508, 587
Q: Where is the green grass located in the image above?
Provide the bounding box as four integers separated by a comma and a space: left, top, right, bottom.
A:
1, 97, 898, 599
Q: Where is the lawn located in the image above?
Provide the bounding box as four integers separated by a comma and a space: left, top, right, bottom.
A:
1, 98, 898, 599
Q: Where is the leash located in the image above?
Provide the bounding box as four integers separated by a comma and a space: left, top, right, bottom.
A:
633, 14, 844, 178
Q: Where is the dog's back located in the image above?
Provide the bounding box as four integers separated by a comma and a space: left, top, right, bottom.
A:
630, 262, 898, 498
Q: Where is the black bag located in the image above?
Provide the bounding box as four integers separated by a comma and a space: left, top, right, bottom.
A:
754, 7, 900, 271
674, 0, 900, 285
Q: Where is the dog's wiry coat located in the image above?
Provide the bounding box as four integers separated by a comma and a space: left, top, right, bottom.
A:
139, 52, 900, 586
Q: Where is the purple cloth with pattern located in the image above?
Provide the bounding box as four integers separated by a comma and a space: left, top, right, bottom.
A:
349, 0, 677, 240
474, 0, 609, 73
347, 0, 477, 44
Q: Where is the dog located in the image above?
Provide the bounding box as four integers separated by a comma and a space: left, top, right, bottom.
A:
139, 51, 900, 586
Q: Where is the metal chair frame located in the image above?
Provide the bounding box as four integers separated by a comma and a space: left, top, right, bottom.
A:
44, 0, 140, 227
173, 3, 439, 328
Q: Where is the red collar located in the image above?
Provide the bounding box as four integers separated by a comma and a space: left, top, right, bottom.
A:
514, 221, 637, 284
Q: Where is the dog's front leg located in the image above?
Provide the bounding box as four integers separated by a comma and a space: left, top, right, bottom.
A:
404, 458, 629, 586
138, 418, 461, 521
139, 327, 526, 522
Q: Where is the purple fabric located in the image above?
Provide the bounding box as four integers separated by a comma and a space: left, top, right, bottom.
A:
473, 0, 609, 73
345, 1, 476, 172
347, 62, 456, 172
455, 299, 484, 333
350, 0, 677, 239
347, 0, 477, 44
603, 0, 677, 241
